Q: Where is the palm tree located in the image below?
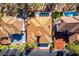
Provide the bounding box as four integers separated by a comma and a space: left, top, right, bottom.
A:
51, 12, 63, 20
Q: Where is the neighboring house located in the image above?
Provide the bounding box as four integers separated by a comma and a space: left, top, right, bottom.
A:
0, 16, 23, 37
0, 16, 24, 44
55, 16, 79, 50
27, 12, 53, 49
63, 4, 77, 11
56, 16, 79, 33
55, 3, 66, 12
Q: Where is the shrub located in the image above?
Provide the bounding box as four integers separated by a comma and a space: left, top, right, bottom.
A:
0, 45, 8, 50
65, 43, 79, 55
27, 42, 36, 48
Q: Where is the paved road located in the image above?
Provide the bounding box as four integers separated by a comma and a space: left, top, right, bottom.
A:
0, 49, 70, 56
0, 49, 20, 56
27, 49, 71, 56
27, 50, 64, 56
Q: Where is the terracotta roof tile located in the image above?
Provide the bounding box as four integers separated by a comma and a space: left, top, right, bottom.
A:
59, 16, 79, 23
0, 17, 23, 37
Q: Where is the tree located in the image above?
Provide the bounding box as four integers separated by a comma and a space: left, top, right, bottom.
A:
51, 12, 63, 19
